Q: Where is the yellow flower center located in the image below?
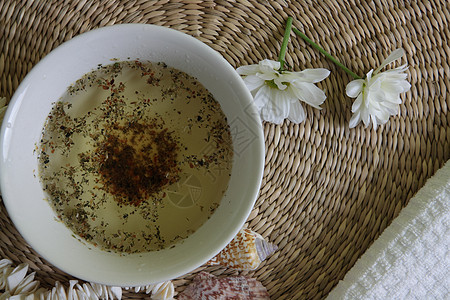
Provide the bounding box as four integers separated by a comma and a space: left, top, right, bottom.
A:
265, 79, 289, 89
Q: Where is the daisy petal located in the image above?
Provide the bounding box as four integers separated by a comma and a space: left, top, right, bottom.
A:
284, 68, 330, 83
243, 75, 265, 92
349, 111, 361, 128
288, 100, 306, 123
260, 88, 290, 124
236, 64, 260, 76
299, 68, 331, 83
261, 106, 284, 124
371, 114, 378, 130
374, 48, 405, 74
271, 88, 293, 116
351, 93, 364, 113
290, 81, 326, 109
346, 79, 364, 98
273, 77, 288, 90
259, 59, 280, 70
361, 106, 371, 127
253, 85, 271, 109
384, 64, 409, 74
257, 72, 277, 81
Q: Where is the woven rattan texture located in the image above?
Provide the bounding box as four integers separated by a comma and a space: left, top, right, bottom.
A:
1, 0, 449, 299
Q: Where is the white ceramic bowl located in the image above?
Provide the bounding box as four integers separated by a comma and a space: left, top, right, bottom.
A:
0, 24, 264, 286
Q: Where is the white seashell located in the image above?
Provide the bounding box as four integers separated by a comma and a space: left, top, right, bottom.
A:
90, 283, 103, 298
54, 282, 67, 300
207, 228, 277, 270
7, 264, 29, 293
49, 287, 56, 300
0, 259, 12, 270
42, 290, 50, 300
0, 257, 126, 300
24, 294, 36, 300
67, 280, 78, 300
125, 280, 174, 299
13, 272, 39, 295
151, 281, 175, 300
108, 287, 122, 300
33, 287, 48, 300
75, 289, 89, 300
255, 235, 278, 262
81, 283, 98, 300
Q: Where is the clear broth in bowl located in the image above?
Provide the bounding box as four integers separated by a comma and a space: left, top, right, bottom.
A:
38, 61, 233, 253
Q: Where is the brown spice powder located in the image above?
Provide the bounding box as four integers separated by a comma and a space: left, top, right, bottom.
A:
96, 121, 180, 206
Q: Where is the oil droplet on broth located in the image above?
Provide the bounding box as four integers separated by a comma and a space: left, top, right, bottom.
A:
38, 61, 233, 253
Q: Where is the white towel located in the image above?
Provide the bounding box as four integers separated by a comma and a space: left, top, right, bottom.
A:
327, 160, 450, 300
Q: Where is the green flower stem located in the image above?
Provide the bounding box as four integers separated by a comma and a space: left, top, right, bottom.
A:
278, 17, 293, 72
292, 27, 362, 80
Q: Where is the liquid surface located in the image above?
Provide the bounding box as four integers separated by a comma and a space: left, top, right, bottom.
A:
38, 61, 233, 253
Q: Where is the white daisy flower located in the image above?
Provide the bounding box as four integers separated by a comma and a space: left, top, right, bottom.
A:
346, 48, 411, 129
237, 59, 330, 124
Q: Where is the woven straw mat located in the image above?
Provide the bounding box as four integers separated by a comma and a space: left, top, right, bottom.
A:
1, 0, 449, 299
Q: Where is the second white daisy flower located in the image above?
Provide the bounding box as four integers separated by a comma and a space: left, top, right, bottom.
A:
346, 48, 411, 129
